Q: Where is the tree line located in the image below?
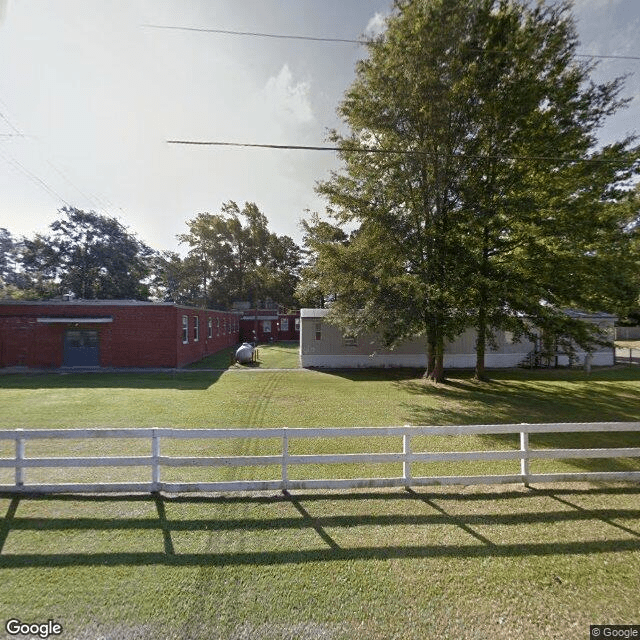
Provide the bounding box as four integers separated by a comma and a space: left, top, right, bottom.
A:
0, 203, 305, 310
2, 0, 639, 383
300, 0, 640, 381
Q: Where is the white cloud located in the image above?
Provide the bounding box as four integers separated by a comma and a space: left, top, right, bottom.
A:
365, 11, 387, 38
263, 64, 314, 125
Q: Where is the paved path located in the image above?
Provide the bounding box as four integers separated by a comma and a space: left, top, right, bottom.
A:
0, 366, 306, 375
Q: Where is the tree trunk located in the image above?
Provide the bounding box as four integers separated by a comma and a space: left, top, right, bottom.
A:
474, 224, 490, 382
475, 303, 489, 381
423, 330, 445, 383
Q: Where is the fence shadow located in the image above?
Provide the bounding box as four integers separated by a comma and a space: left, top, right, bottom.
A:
1, 486, 639, 569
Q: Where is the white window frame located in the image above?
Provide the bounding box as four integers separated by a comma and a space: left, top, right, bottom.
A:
315, 321, 322, 341
280, 318, 289, 332
193, 316, 199, 342
208, 317, 213, 339
182, 316, 189, 344
263, 320, 271, 333
294, 318, 300, 333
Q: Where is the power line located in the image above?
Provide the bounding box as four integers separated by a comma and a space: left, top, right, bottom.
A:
142, 23, 640, 61
0, 148, 70, 206
166, 139, 638, 164
142, 24, 363, 44
0, 96, 124, 218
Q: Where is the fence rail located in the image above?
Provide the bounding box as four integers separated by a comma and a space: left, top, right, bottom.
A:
615, 347, 640, 365
0, 423, 639, 494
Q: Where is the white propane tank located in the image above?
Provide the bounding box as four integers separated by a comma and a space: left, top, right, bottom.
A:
235, 342, 254, 364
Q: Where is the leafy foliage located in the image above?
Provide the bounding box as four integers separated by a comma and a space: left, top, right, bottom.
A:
309, 0, 640, 381
172, 201, 302, 309
20, 207, 153, 300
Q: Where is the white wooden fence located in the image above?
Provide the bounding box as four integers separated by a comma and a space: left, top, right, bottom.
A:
615, 347, 640, 365
0, 423, 639, 494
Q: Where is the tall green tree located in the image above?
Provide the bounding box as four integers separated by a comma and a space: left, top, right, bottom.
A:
178, 201, 302, 309
456, 0, 639, 379
312, 0, 639, 381
295, 212, 349, 308
0, 228, 18, 287
21, 207, 153, 300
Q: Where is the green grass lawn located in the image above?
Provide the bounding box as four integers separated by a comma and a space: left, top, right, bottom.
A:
187, 341, 300, 369
1, 365, 640, 639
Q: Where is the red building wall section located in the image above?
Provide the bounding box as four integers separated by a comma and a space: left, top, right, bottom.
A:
174, 307, 240, 368
0, 302, 239, 369
239, 311, 300, 343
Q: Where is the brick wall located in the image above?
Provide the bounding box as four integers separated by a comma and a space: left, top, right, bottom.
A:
0, 302, 240, 369
175, 308, 239, 367
239, 311, 300, 343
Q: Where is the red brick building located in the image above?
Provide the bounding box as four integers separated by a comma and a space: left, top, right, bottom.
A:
0, 300, 240, 369
239, 309, 300, 343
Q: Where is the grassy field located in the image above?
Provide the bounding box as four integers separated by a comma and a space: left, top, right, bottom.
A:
0, 365, 639, 639
187, 341, 300, 369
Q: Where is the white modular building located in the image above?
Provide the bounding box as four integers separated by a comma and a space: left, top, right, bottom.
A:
299, 308, 616, 369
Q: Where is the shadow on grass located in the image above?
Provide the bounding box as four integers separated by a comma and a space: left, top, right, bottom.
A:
1, 486, 639, 568
0, 371, 224, 390
398, 367, 640, 426
312, 368, 424, 382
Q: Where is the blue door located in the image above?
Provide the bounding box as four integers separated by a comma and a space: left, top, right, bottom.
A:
63, 330, 100, 367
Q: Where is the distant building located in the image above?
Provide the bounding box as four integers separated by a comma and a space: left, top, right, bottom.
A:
239, 308, 300, 343
0, 300, 240, 369
299, 308, 616, 369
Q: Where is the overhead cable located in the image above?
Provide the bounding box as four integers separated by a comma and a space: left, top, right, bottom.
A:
166, 139, 638, 164
142, 24, 640, 61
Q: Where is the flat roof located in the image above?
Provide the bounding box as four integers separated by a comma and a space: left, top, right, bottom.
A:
300, 308, 330, 318
0, 299, 238, 313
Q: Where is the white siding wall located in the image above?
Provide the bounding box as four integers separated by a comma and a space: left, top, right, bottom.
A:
299, 310, 615, 369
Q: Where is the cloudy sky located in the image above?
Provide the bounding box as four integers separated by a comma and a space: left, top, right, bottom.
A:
0, 0, 638, 253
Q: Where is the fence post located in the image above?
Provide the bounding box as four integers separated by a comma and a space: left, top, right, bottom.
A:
15, 429, 24, 488
151, 429, 160, 492
282, 428, 289, 493
520, 430, 530, 488
403, 431, 412, 488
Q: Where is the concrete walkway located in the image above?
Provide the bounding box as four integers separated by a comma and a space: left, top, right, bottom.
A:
0, 366, 305, 375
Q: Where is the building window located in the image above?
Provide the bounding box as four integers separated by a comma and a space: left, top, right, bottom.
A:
223, 318, 226, 334
315, 321, 322, 341
182, 316, 188, 344
343, 334, 357, 347
193, 316, 199, 342
281, 318, 289, 332
217, 318, 220, 336
294, 318, 300, 332
263, 320, 271, 333
208, 317, 213, 339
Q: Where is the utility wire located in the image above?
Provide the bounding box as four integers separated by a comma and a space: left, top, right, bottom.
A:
0, 148, 70, 206
166, 139, 638, 164
0, 96, 122, 217
142, 24, 640, 61
142, 24, 364, 44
